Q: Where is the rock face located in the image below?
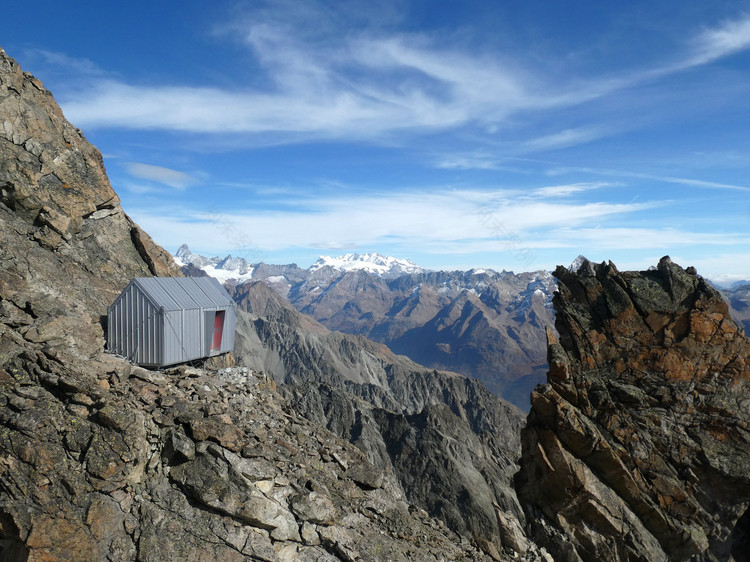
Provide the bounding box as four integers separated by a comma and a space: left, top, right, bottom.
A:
2, 358, 500, 561
0, 47, 180, 363
516, 257, 750, 561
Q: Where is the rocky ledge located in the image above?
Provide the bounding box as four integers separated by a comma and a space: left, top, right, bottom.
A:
1, 353, 506, 561
516, 257, 750, 561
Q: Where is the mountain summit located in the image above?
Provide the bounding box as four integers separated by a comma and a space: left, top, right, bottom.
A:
309, 252, 425, 278
517, 257, 750, 560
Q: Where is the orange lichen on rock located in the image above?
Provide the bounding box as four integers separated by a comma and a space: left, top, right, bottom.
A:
517, 257, 750, 561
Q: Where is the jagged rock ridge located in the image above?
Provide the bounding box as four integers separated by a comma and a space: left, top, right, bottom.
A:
516, 257, 750, 561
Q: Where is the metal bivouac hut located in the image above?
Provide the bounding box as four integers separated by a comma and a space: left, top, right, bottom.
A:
107, 276, 237, 368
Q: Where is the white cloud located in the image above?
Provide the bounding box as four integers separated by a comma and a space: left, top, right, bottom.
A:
523, 127, 605, 152
124, 162, 197, 189
689, 14, 750, 66
532, 182, 611, 197
546, 166, 750, 192
128, 186, 659, 257
24, 49, 107, 77
436, 154, 504, 170
51, 11, 750, 148
672, 252, 750, 285
538, 228, 750, 250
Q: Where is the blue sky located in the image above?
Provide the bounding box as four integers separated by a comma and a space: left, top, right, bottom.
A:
3, 1, 750, 283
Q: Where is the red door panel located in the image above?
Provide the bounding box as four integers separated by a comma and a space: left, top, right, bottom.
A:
212, 310, 225, 351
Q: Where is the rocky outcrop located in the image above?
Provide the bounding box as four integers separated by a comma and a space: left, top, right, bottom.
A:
516, 257, 750, 561
2, 354, 503, 560
0, 47, 180, 362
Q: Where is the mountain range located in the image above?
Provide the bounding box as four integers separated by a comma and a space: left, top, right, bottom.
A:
176, 246, 750, 411
720, 283, 750, 336
176, 244, 557, 409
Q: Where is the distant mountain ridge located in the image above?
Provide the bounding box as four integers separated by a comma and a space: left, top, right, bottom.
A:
176, 246, 750, 408
722, 282, 750, 336
174, 244, 423, 282
176, 244, 557, 408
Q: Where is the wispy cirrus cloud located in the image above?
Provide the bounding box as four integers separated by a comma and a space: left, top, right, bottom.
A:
21, 49, 108, 78
50, 8, 750, 147
522, 127, 606, 152
128, 185, 658, 255
124, 162, 198, 189
531, 182, 612, 198
546, 166, 750, 192
689, 14, 750, 66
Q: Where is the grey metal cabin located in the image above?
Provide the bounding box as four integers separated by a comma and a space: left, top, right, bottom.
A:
107, 276, 237, 368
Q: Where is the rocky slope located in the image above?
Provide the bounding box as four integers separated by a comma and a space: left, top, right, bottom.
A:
3, 355, 505, 561
228, 281, 530, 554
0, 47, 524, 561
516, 257, 750, 561
0, 48, 180, 364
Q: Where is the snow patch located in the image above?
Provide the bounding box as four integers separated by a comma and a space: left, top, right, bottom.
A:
568, 255, 590, 272
201, 264, 255, 284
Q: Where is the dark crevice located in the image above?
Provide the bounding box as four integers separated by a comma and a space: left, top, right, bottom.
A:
731, 507, 750, 561
129, 225, 158, 276
0, 510, 29, 562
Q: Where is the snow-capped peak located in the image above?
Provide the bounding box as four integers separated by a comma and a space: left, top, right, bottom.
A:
568, 255, 591, 273
173, 244, 256, 283
309, 252, 424, 278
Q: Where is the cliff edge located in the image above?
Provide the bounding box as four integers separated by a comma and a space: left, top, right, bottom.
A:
516, 257, 750, 561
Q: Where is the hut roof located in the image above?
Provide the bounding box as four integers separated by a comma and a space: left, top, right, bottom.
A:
129, 277, 234, 312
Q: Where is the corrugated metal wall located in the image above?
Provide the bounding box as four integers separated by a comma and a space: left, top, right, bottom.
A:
107, 277, 237, 368
162, 308, 203, 366
107, 280, 162, 366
